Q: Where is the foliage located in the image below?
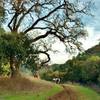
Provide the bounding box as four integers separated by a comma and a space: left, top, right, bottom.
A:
0, 63, 10, 76
0, 0, 92, 76
0, 32, 38, 75
0, 0, 5, 25
40, 43, 100, 85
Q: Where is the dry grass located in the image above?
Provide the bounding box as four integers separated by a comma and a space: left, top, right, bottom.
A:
0, 76, 63, 100
0, 76, 52, 92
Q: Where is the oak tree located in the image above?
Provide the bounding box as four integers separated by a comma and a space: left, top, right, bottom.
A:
0, 0, 92, 77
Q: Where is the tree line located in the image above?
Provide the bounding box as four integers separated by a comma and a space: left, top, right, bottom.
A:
40, 45, 100, 86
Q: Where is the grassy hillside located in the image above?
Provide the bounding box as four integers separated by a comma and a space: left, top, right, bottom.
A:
0, 77, 63, 100
62, 84, 100, 100
0, 77, 100, 100
74, 85, 100, 100
85, 43, 100, 56
0, 85, 62, 100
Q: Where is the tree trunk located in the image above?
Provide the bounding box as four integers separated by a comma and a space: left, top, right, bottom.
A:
10, 56, 21, 78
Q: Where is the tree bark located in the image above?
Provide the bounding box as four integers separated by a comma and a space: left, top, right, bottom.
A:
10, 56, 21, 78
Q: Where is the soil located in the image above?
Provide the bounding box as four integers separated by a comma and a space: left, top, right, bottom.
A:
48, 85, 78, 100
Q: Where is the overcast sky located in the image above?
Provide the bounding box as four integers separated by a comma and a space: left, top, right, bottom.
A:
50, 0, 100, 64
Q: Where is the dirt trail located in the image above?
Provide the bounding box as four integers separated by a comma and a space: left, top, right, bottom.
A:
48, 85, 78, 100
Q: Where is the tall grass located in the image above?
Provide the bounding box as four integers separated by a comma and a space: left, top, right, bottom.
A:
0, 77, 63, 100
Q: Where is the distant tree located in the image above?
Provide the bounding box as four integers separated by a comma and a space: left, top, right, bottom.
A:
0, 0, 92, 77
84, 56, 100, 83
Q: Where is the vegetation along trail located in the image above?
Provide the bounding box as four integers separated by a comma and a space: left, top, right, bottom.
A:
48, 84, 100, 100
48, 85, 78, 100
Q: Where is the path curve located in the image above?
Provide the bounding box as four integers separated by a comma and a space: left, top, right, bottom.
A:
48, 85, 78, 100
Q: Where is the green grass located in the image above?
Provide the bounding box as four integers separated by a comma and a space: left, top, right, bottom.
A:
0, 84, 62, 100
73, 85, 100, 100
0, 77, 100, 100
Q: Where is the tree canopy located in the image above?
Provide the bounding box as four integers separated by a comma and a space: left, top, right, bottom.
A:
0, 0, 92, 77
41, 52, 100, 85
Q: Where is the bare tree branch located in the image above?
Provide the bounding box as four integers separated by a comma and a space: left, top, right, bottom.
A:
24, 4, 65, 33
8, 14, 15, 31
3, 0, 91, 66
16, 4, 36, 30
38, 51, 50, 65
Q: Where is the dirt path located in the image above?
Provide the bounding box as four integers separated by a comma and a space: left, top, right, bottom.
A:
48, 85, 78, 100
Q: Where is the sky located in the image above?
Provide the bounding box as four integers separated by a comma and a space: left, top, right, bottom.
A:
50, 0, 100, 64
2, 0, 100, 64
